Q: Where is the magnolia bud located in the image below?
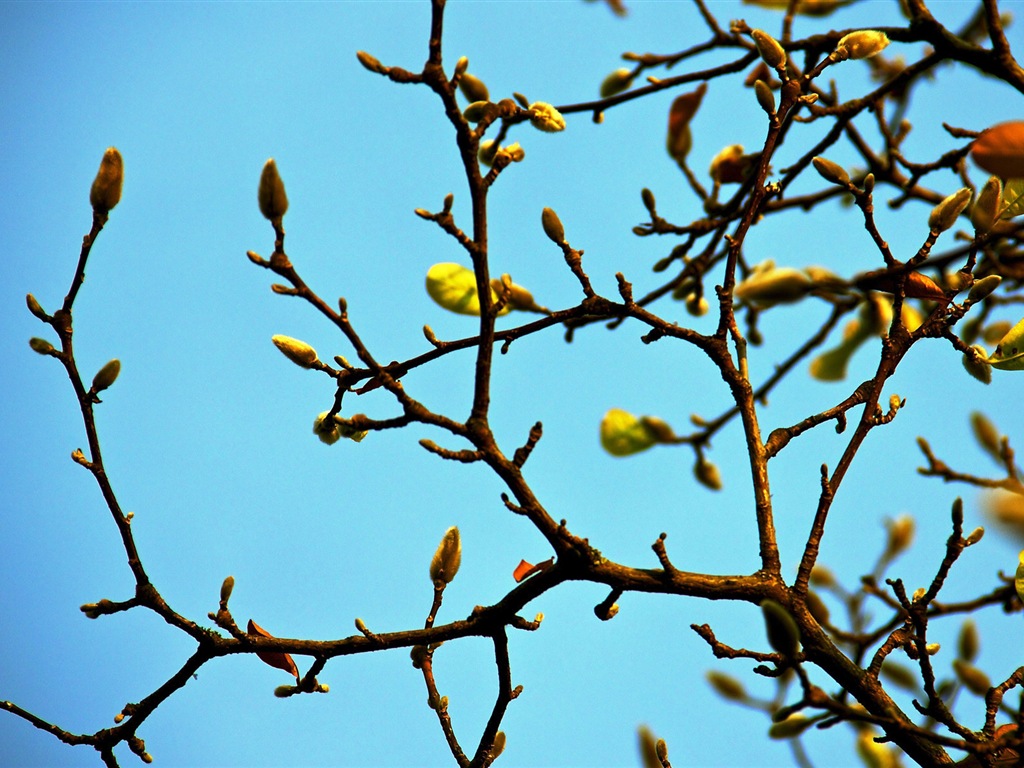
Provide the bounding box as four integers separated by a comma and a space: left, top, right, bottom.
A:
812, 156, 850, 186
528, 102, 566, 132
962, 346, 992, 384
429, 526, 462, 585
600, 68, 634, 98
453, 57, 469, 78
91, 359, 121, 393
769, 715, 812, 740
694, 457, 723, 491
761, 599, 800, 657
462, 101, 493, 123
835, 30, 890, 60
953, 659, 991, 695
885, 514, 914, 556
965, 526, 985, 545
271, 335, 318, 368
458, 73, 490, 103
490, 731, 506, 759
957, 620, 979, 662
26, 293, 47, 320
90, 147, 124, 214
967, 274, 1001, 304
220, 575, 235, 603
706, 671, 746, 701
313, 412, 341, 445
541, 207, 565, 244
29, 337, 55, 355
751, 29, 787, 69
928, 188, 972, 233
971, 177, 1003, 233
356, 50, 385, 74
754, 80, 775, 115
970, 411, 1001, 458
258, 159, 289, 222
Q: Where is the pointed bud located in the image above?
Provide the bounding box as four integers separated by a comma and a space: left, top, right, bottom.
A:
600, 68, 634, 98
751, 29, 787, 68
462, 101, 494, 123
957, 620, 979, 662
885, 514, 914, 556
29, 337, 56, 355
963, 346, 992, 384
528, 102, 566, 132
835, 30, 890, 60
541, 207, 565, 244
429, 526, 462, 585
91, 359, 121, 393
478, 140, 499, 167
812, 156, 850, 186
761, 599, 800, 657
970, 411, 1002, 459
769, 715, 813, 740
967, 274, 1002, 305
220, 575, 235, 604
694, 457, 723, 490
805, 590, 830, 624
458, 73, 490, 103
271, 335, 318, 368
928, 188, 972, 233
971, 177, 1002, 232
453, 57, 469, 77
258, 159, 289, 222
754, 80, 776, 114
26, 294, 47, 320
356, 51, 386, 74
313, 412, 341, 445
953, 659, 991, 695
965, 526, 985, 545
706, 671, 746, 701
90, 147, 124, 214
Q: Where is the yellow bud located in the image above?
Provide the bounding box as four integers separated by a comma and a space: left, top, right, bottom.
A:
458, 72, 490, 103
271, 335, 318, 368
462, 101, 494, 123
694, 457, 723, 491
734, 265, 812, 308
835, 30, 890, 60
751, 29, 787, 68
90, 147, 124, 214
490, 732, 506, 759
541, 207, 565, 244
811, 156, 850, 186
769, 715, 813, 739
356, 50, 385, 74
971, 177, 1002, 233
91, 359, 121, 393
600, 68, 634, 98
528, 102, 566, 132
429, 526, 462, 585
258, 159, 289, 222
478, 140, 499, 167
885, 514, 914, 556
928, 188, 972, 233
313, 412, 341, 445
962, 345, 992, 384
26, 293, 47, 320
600, 408, 656, 456
970, 411, 1002, 459
965, 526, 984, 545
754, 79, 775, 114
706, 671, 746, 701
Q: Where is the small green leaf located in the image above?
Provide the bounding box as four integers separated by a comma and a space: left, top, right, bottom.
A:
1001, 178, 1024, 220
987, 318, 1024, 370
425, 263, 511, 317
600, 408, 657, 456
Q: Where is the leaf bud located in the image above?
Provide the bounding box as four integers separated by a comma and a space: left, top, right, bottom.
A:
926, 643, 940, 655
751, 29, 787, 69
962, 346, 992, 384
600, 68, 634, 98
885, 514, 914, 556
641, 187, 656, 211
694, 457, 723, 491
528, 101, 566, 132
29, 337, 56, 355
463, 101, 494, 123
834, 30, 890, 60
862, 173, 875, 194
967, 274, 1001, 305
761, 599, 801, 657
458, 72, 490, 103
970, 411, 1002, 459
964, 526, 984, 545
971, 177, 1003, 233
356, 50, 386, 74
953, 659, 991, 695
478, 139, 499, 167
768, 715, 813, 739
957, 620, 979, 662
928, 188, 972, 233
686, 293, 709, 317
91, 359, 121, 393
90, 147, 124, 214
811, 156, 850, 186
754, 80, 775, 115
429, 526, 462, 585
257, 159, 289, 222
541, 207, 565, 244
490, 731, 506, 759
26, 293, 47, 320
706, 671, 746, 701
809, 565, 835, 587
271, 335, 318, 368
453, 57, 469, 78
313, 412, 341, 445
805, 590, 830, 624
220, 575, 235, 604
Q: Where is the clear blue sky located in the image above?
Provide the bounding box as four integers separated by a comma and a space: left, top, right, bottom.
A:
2, 2, 1023, 766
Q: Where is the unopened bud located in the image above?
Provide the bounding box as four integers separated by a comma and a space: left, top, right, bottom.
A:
356, 50, 385, 74
754, 80, 775, 115
30, 337, 57, 355
971, 177, 1002, 233
528, 102, 566, 132
751, 29, 786, 69
90, 147, 124, 214
812, 156, 850, 186
26, 294, 47, 320
92, 359, 121, 393
962, 346, 992, 384
463, 100, 493, 123
258, 159, 289, 222
453, 57, 469, 77
600, 68, 634, 98
835, 30, 890, 60
706, 671, 746, 701
478, 140, 499, 167
313, 412, 341, 445
958, 620, 979, 662
953, 659, 991, 695
220, 575, 235, 603
769, 715, 813, 739
885, 514, 914, 555
458, 73, 490, 103
965, 526, 985, 545
490, 731, 507, 759
541, 207, 565, 244
271, 335, 318, 368
761, 599, 800, 657
694, 457, 723, 491
967, 274, 1001, 304
429, 526, 462, 585
928, 188, 972, 233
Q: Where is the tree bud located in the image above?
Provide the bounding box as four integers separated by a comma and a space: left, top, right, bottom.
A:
768, 715, 813, 739
356, 50, 386, 74
694, 457, 723, 490
528, 102, 566, 132
928, 188, 972, 233
962, 346, 992, 384
429, 526, 462, 585
971, 177, 1002, 232
26, 293, 47, 320
706, 671, 746, 701
258, 159, 289, 222
272, 335, 318, 368
91, 359, 121, 393
754, 80, 775, 114
751, 29, 787, 69
90, 147, 124, 214
313, 412, 341, 445
965, 526, 984, 546
971, 121, 1024, 179
761, 599, 800, 657
953, 659, 991, 695
478, 140, 499, 167
29, 337, 56, 355
734, 264, 813, 308
453, 57, 469, 78
834, 30, 890, 60
967, 274, 1002, 305
600, 68, 634, 98
463, 101, 494, 123
885, 514, 914, 556
811, 156, 850, 186
957, 620, 979, 662
458, 72, 490, 103
600, 408, 657, 456
490, 731, 506, 759
970, 411, 1001, 459
220, 575, 235, 604
541, 207, 565, 244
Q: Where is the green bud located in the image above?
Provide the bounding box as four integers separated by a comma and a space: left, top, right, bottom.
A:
761, 599, 800, 657
965, 526, 985, 545
600, 68, 634, 98
768, 715, 813, 740
811, 156, 850, 186
29, 337, 55, 355
458, 72, 490, 103
462, 100, 494, 123
90, 147, 124, 214
541, 207, 565, 244
429, 526, 462, 585
953, 659, 991, 695
313, 412, 341, 445
453, 57, 469, 78
834, 30, 890, 60
805, 590, 830, 624
271, 335, 317, 368
754, 80, 776, 115
863, 173, 875, 194
706, 671, 746, 701
971, 177, 1002, 233
528, 102, 566, 132
963, 346, 992, 384
220, 575, 235, 604
957, 620, 979, 662
600, 409, 657, 456
258, 159, 289, 222
751, 29, 787, 69
967, 274, 1001, 304
694, 457, 723, 491
91, 359, 121, 392
928, 188, 972, 233
970, 411, 1002, 459
26, 293, 47, 320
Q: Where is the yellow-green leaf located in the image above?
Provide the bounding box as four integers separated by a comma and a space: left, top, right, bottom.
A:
425, 263, 510, 316
600, 408, 657, 456
987, 318, 1024, 370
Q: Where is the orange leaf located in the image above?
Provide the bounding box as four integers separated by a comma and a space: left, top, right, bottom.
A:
247, 619, 299, 678
512, 557, 554, 583
971, 121, 1024, 180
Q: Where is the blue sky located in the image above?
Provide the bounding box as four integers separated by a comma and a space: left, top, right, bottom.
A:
3, 2, 1023, 766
